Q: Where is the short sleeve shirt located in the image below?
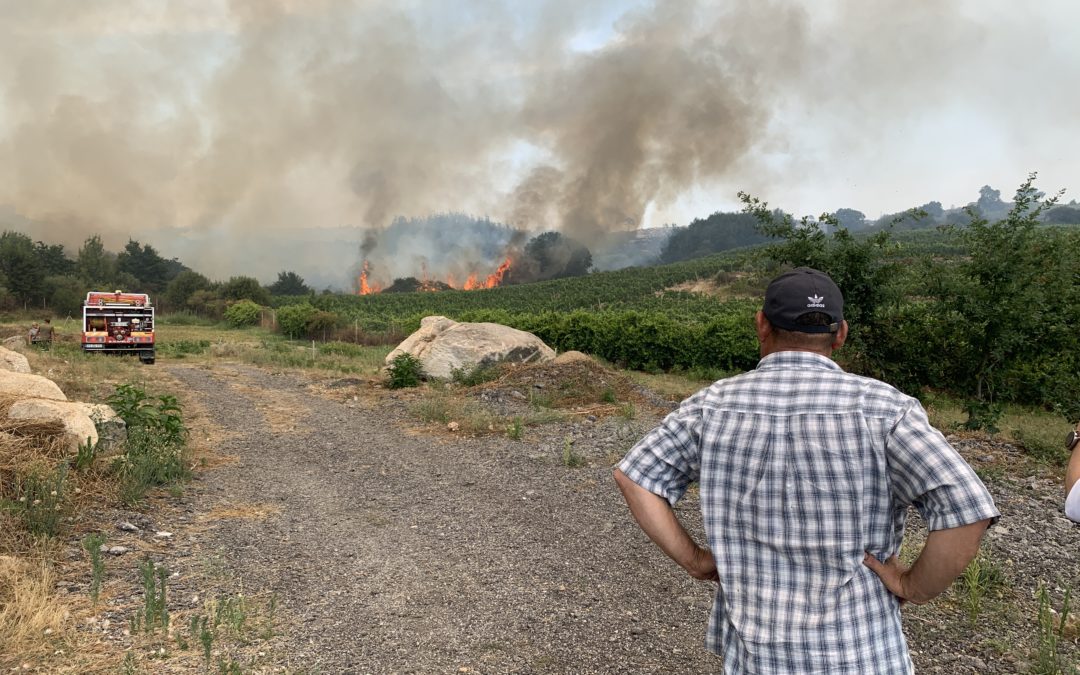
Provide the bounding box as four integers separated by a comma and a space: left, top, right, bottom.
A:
618, 351, 999, 674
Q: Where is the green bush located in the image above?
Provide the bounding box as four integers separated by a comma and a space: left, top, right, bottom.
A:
387, 353, 423, 389
1, 464, 69, 537
276, 303, 316, 338
107, 384, 190, 504
224, 299, 262, 328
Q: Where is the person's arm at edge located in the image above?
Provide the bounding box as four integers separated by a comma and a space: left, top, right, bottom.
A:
613, 468, 717, 581
863, 518, 991, 604
1065, 424, 1080, 499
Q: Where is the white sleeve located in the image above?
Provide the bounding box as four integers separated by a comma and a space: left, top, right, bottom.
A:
1065, 481, 1080, 523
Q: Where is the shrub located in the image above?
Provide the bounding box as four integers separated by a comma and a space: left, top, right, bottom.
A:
451, 363, 502, 387
387, 353, 423, 389
107, 384, 190, 504
224, 300, 262, 328
276, 303, 316, 338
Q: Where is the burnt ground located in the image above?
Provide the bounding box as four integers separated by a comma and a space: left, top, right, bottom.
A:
65, 361, 1080, 673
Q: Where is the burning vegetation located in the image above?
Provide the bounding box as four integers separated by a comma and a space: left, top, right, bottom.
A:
358, 257, 513, 295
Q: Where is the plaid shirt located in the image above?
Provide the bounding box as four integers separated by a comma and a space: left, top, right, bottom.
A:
619, 351, 999, 674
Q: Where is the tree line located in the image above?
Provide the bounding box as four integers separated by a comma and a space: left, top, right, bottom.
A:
0, 231, 314, 315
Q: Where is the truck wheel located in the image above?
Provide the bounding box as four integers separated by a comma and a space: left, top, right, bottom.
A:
140, 352, 156, 365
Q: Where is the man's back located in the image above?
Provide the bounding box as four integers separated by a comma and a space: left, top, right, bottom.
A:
619, 350, 997, 673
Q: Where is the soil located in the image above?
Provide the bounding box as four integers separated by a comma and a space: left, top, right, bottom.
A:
61, 360, 1080, 673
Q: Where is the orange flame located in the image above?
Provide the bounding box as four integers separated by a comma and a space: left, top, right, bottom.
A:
484, 258, 512, 288
358, 257, 512, 294
358, 260, 382, 295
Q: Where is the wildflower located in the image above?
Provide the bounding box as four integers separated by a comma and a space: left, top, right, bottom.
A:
32, 499, 41, 506
50, 490, 58, 497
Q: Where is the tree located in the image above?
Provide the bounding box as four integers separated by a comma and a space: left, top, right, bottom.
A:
268, 271, 312, 296
833, 208, 868, 231
117, 240, 173, 293
519, 232, 592, 281
34, 242, 76, 276
936, 174, 1077, 423
164, 270, 212, 311
221, 276, 271, 305
76, 235, 117, 288
0, 231, 45, 305
658, 212, 767, 263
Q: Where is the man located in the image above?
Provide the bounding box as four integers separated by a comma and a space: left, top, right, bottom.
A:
615, 267, 998, 674
39, 318, 55, 345
28, 322, 39, 344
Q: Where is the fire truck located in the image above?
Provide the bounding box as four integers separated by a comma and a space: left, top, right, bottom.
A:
81, 291, 156, 364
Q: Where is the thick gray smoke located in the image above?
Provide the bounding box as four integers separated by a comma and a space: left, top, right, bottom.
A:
0, 1, 1076, 288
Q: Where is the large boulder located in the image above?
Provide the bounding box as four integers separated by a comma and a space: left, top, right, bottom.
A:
0, 371, 66, 401
7, 398, 98, 453
386, 316, 556, 379
71, 403, 127, 455
0, 346, 31, 374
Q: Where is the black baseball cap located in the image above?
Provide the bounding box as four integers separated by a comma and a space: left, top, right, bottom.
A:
763, 267, 844, 333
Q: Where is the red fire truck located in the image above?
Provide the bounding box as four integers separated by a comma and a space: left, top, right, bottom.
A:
81, 291, 156, 364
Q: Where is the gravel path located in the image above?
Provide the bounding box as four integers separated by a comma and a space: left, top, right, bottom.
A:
168, 364, 718, 673
161, 363, 1080, 674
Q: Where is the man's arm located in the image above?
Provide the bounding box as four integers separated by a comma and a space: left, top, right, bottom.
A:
614, 469, 717, 581
863, 518, 991, 604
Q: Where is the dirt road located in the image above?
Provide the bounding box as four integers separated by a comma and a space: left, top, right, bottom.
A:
157, 362, 1080, 674
168, 363, 717, 673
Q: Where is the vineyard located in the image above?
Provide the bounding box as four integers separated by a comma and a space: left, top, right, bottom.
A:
265, 197, 1080, 427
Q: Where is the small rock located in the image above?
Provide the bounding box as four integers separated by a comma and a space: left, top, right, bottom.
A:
116, 522, 139, 532
630, 626, 644, 636
447, 421, 460, 432
976, 455, 994, 463
510, 390, 526, 400
107, 546, 130, 556
154, 531, 173, 538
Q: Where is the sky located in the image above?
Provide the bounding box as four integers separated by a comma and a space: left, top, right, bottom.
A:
0, 0, 1077, 287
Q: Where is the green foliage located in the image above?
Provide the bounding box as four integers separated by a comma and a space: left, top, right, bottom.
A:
276, 303, 316, 338
107, 384, 189, 504
561, 436, 585, 468
658, 211, 767, 263
73, 437, 98, 471
507, 416, 524, 440
224, 299, 262, 328
221, 275, 271, 305
0, 230, 45, 304
956, 554, 1005, 627
387, 353, 423, 389
82, 532, 107, 604
932, 174, 1078, 421
516, 231, 593, 281
116, 239, 181, 294
164, 270, 212, 311
451, 363, 502, 387
130, 559, 169, 634
76, 235, 118, 288
1033, 585, 1077, 675
158, 339, 211, 358
1, 464, 69, 537
268, 270, 312, 296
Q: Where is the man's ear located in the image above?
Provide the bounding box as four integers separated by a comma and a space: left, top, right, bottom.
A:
755, 311, 771, 343
831, 320, 849, 351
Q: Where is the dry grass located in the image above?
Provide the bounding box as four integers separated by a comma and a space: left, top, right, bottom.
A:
0, 555, 67, 666
201, 502, 283, 521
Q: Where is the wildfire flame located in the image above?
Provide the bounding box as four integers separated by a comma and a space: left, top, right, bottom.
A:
358, 260, 382, 295
357, 257, 513, 295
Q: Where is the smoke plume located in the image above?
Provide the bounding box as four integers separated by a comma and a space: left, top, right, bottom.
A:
0, 1, 1076, 288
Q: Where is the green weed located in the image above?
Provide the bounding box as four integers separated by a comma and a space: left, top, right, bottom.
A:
1033, 585, 1077, 675
956, 554, 1005, 626
451, 363, 501, 387
1, 464, 69, 537
130, 559, 169, 634
387, 353, 423, 389
73, 437, 98, 471
561, 436, 585, 468
82, 532, 107, 604
507, 416, 524, 440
